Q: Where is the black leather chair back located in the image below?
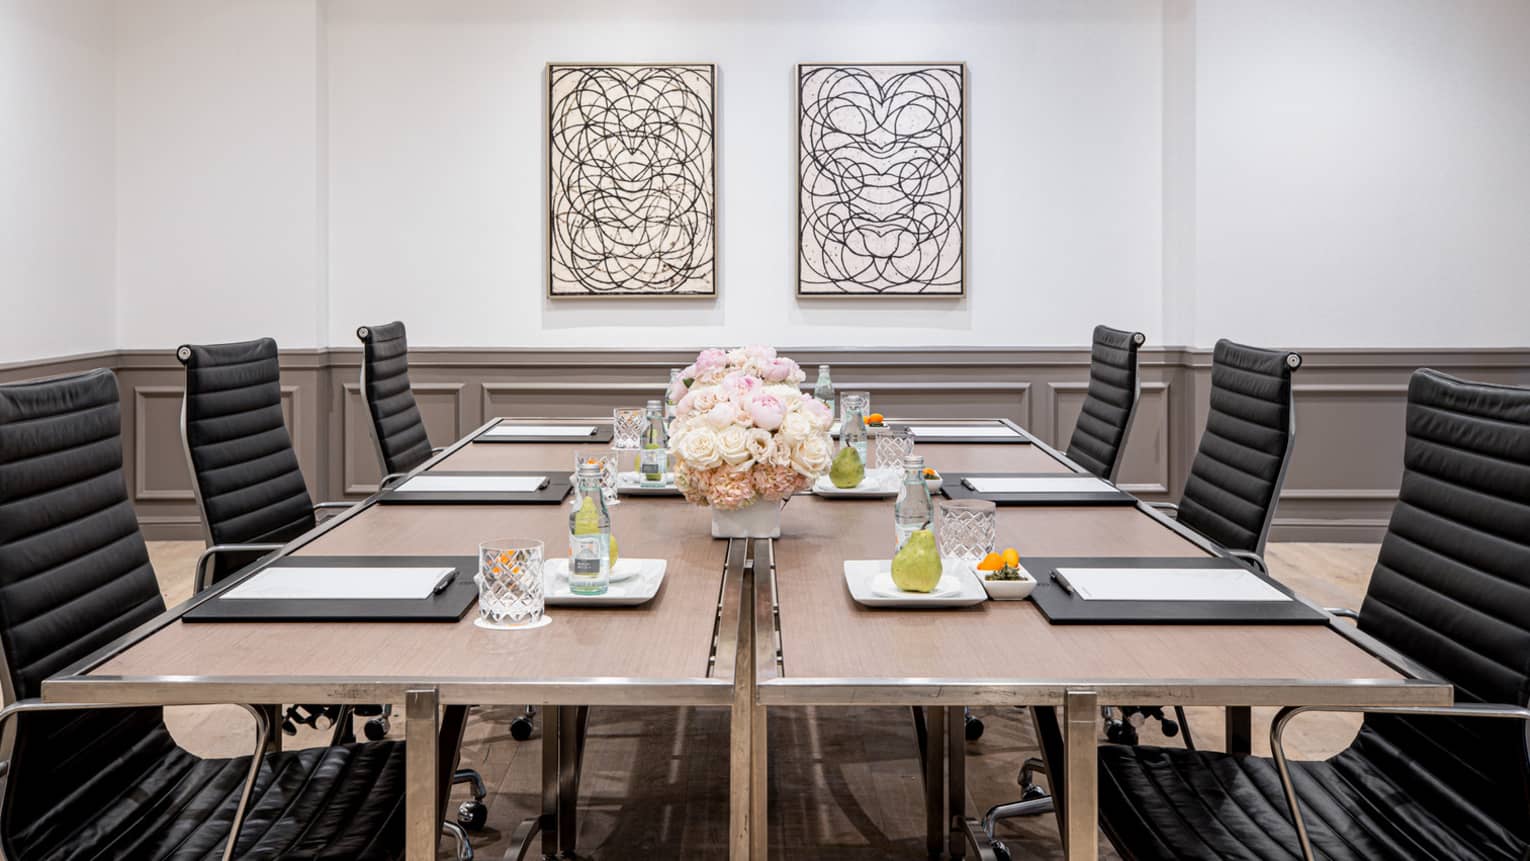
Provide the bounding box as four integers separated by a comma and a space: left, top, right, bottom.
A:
0, 370, 175, 844
1065, 325, 1145, 481
178, 338, 316, 570
1355, 369, 1530, 832
357, 321, 433, 476
1176, 339, 1301, 555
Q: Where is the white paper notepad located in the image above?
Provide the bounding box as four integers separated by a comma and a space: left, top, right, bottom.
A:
906, 425, 1019, 439
221, 567, 454, 600
484, 424, 597, 438
1053, 568, 1290, 603
964, 475, 1114, 494
396, 475, 547, 493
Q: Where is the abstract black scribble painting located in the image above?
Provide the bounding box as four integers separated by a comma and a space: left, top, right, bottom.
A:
798, 63, 965, 296
548, 63, 716, 298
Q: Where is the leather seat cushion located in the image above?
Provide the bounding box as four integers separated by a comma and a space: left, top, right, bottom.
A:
13, 739, 406, 861
1098, 728, 1528, 861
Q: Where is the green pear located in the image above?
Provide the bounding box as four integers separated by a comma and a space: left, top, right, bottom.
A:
829, 445, 865, 488
891, 529, 942, 592
573, 496, 601, 535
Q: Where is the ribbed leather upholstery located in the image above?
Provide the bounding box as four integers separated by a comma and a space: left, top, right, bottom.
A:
357, 322, 433, 476
1065, 325, 1145, 480
1176, 339, 1301, 555
1095, 370, 1530, 861
179, 339, 315, 583
0, 370, 408, 860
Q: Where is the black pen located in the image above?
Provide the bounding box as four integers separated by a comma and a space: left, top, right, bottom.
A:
1049, 570, 1073, 595
430, 569, 457, 596
961, 477, 978, 491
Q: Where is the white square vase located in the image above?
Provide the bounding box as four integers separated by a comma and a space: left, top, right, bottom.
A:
710, 500, 782, 538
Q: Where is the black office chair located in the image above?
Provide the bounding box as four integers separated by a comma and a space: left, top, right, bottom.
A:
1062, 369, 1530, 860
0, 369, 414, 860
177, 338, 488, 840
357, 322, 443, 487
1065, 325, 1147, 482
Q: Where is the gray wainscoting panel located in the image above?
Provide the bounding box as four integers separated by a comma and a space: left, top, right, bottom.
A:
4, 346, 1526, 542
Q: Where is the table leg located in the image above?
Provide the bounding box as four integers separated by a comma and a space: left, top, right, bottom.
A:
1226, 706, 1253, 755
559, 705, 581, 855
947, 706, 965, 860
1063, 691, 1098, 861
404, 688, 440, 861
925, 706, 946, 860
542, 704, 560, 858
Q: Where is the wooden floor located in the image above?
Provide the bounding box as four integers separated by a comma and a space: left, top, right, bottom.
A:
147, 540, 1380, 860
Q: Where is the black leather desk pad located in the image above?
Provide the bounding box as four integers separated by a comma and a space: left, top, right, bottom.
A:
1027, 556, 1327, 624
892, 423, 1032, 445
185, 555, 479, 623
941, 473, 1137, 506
473, 421, 613, 444
377, 471, 572, 505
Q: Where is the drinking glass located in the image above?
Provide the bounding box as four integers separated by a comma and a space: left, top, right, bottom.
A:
937, 499, 997, 564
872, 426, 915, 474
612, 407, 647, 450
475, 538, 546, 629
574, 450, 619, 506
839, 391, 871, 426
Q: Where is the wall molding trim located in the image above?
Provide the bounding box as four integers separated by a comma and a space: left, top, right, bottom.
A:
3, 346, 1526, 543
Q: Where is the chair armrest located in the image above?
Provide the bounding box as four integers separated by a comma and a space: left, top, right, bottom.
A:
1269, 702, 1530, 861
1225, 548, 1269, 575
379, 472, 411, 489
196, 543, 285, 592
1325, 607, 1360, 621
313, 501, 352, 511
0, 698, 270, 861
1149, 501, 1179, 515
431, 446, 446, 455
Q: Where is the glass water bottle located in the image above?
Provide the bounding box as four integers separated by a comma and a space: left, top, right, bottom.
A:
813, 364, 835, 414
840, 392, 868, 464
665, 368, 681, 429
640, 399, 669, 487
568, 461, 611, 595
893, 454, 933, 549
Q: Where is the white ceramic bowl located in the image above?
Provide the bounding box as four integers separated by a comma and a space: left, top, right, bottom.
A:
977, 563, 1037, 600
925, 474, 944, 493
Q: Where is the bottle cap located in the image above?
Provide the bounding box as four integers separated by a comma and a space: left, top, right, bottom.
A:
647, 399, 662, 410
576, 460, 603, 476
903, 454, 925, 470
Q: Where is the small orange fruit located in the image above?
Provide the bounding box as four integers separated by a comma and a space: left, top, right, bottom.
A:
865, 412, 885, 425
1002, 547, 1020, 568
977, 552, 1004, 571
923, 467, 938, 478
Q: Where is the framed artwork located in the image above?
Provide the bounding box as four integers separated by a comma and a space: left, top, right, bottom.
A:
547, 63, 717, 298
797, 62, 966, 297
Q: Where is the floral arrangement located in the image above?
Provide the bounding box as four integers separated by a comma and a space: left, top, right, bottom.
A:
667, 345, 835, 510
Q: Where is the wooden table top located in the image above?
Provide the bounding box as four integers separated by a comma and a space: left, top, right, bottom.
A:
85, 438, 733, 697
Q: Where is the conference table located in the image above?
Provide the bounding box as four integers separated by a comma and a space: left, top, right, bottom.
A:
42, 416, 1451, 860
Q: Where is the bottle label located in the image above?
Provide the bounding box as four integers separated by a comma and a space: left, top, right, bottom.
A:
640, 449, 666, 477
570, 535, 604, 576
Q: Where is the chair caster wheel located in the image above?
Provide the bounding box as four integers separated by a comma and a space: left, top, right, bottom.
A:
993, 839, 1012, 861
1020, 784, 1049, 803
1161, 719, 1180, 738
510, 716, 534, 741
964, 714, 984, 741
457, 800, 488, 831
364, 717, 389, 741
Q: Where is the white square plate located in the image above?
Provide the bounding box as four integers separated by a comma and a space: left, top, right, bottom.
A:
843, 558, 988, 607
616, 471, 680, 495
542, 558, 665, 605
813, 468, 901, 497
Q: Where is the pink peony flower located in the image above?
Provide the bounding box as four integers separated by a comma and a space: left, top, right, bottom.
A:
745, 393, 786, 431
704, 400, 738, 429
721, 372, 761, 397
695, 348, 728, 374
674, 390, 698, 418
761, 357, 798, 382
667, 375, 688, 403
679, 363, 699, 384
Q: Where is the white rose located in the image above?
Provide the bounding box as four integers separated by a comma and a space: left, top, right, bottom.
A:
717, 424, 752, 466
675, 427, 722, 470
765, 383, 802, 405
745, 427, 775, 463
691, 386, 720, 413
790, 433, 833, 477
778, 412, 812, 442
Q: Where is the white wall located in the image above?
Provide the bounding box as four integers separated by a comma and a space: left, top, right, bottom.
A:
0, 0, 115, 364
1191, 0, 1530, 348
324, 0, 1165, 349
112, 0, 327, 349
